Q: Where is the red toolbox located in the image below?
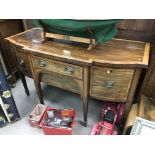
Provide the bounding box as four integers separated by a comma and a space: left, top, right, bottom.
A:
91, 102, 125, 135
29, 104, 76, 135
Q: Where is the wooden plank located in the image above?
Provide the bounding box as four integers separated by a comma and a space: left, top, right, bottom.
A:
143, 43, 150, 65
117, 19, 155, 32
45, 32, 96, 44
138, 44, 155, 100
124, 68, 142, 118
139, 95, 145, 117
123, 103, 139, 134
116, 29, 155, 42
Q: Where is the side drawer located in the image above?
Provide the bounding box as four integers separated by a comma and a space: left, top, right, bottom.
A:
32, 55, 83, 79
15, 47, 32, 77
90, 67, 134, 102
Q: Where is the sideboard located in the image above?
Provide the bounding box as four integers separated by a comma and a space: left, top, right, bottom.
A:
6, 28, 150, 126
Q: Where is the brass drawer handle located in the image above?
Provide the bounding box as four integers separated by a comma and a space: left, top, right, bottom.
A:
38, 60, 47, 67
107, 70, 112, 75
18, 59, 25, 67
64, 66, 74, 74
103, 81, 114, 88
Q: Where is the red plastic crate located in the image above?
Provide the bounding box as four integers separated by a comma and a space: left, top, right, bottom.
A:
40, 108, 76, 135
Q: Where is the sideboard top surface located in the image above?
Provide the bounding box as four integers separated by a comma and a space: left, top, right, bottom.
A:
6, 28, 150, 68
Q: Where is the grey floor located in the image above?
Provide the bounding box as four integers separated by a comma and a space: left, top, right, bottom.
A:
0, 77, 104, 135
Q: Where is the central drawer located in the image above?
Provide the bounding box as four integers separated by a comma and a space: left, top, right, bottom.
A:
90, 67, 134, 102
32, 56, 83, 79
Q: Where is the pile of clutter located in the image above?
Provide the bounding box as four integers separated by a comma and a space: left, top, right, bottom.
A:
28, 102, 125, 135
42, 109, 73, 128
28, 104, 75, 135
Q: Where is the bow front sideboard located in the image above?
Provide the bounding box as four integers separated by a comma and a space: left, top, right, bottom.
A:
6, 28, 150, 126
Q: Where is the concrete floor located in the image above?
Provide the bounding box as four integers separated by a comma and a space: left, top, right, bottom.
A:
0, 76, 104, 135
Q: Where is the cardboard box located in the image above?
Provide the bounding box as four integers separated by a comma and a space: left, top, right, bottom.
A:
28, 104, 47, 128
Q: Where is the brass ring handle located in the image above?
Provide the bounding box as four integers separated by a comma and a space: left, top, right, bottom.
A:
64, 66, 74, 74
38, 60, 46, 67
107, 70, 112, 75
18, 59, 25, 67
103, 81, 114, 88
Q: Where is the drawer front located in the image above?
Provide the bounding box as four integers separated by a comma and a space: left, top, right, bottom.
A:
90, 67, 134, 102
32, 56, 83, 79
15, 48, 32, 77
41, 72, 83, 95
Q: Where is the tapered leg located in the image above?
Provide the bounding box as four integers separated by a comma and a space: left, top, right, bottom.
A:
10, 44, 30, 96
34, 75, 44, 105
82, 67, 90, 127
19, 71, 30, 96
82, 95, 89, 127
124, 69, 141, 119
28, 55, 44, 105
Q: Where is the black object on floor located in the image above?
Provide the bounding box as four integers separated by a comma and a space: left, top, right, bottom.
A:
0, 64, 20, 123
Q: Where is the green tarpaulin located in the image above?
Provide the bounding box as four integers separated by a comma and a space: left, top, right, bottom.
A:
34, 19, 122, 43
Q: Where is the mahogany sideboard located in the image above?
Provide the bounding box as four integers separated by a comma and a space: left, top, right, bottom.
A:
6, 28, 150, 126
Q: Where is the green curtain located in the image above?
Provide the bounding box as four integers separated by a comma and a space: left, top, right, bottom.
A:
33, 19, 122, 43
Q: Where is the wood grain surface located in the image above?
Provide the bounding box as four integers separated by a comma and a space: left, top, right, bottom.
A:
40, 71, 83, 95
124, 69, 142, 118
90, 67, 134, 102
123, 103, 139, 134
32, 55, 83, 80
6, 28, 150, 68
139, 95, 155, 121
138, 45, 155, 99
6, 27, 150, 126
